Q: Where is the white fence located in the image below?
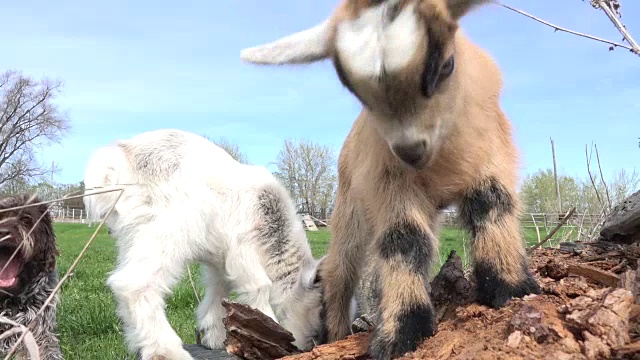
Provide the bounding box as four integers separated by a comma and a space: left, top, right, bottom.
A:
51, 206, 89, 223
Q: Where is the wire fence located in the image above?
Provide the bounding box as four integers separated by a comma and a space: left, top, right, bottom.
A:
312, 211, 604, 230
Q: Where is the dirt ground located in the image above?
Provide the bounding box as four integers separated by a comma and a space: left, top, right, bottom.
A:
395, 242, 640, 360
280, 241, 640, 360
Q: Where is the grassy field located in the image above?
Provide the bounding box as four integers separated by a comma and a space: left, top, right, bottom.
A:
53, 222, 553, 359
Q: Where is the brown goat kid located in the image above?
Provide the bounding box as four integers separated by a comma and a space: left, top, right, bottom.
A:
240, 0, 540, 359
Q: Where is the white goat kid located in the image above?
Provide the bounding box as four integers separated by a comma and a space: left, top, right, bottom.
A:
83, 129, 332, 360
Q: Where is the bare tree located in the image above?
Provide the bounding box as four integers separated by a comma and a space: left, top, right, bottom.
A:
203, 135, 249, 164
0, 175, 32, 196
0, 70, 70, 190
275, 139, 337, 219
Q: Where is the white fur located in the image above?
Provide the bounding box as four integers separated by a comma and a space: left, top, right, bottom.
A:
240, 19, 334, 64
83, 129, 334, 360
336, 0, 421, 78
238, 0, 421, 76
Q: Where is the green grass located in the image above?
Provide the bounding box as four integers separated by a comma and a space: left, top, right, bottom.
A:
53, 222, 563, 359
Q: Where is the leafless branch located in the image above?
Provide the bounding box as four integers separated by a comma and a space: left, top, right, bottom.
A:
587, 0, 640, 51
528, 207, 577, 253
586, 143, 605, 208
530, 213, 541, 244
494, 1, 640, 55
594, 144, 612, 211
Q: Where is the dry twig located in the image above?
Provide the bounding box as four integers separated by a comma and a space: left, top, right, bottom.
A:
530, 213, 542, 244
586, 143, 605, 210
594, 144, 612, 212
494, 1, 639, 55
587, 0, 640, 52
567, 263, 620, 287
529, 207, 577, 253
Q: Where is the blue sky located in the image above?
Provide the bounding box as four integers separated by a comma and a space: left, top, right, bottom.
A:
0, 0, 638, 185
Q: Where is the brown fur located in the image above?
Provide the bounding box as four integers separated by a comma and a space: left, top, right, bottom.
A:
240, 1, 540, 358
0, 194, 62, 359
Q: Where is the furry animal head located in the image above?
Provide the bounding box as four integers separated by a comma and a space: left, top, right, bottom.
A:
0, 194, 58, 298
279, 255, 356, 350
280, 256, 327, 349
240, 0, 492, 169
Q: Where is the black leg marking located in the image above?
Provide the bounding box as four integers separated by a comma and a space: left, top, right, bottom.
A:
369, 303, 436, 360
458, 176, 515, 237
369, 221, 436, 359
474, 260, 540, 309
378, 221, 434, 274
459, 177, 540, 308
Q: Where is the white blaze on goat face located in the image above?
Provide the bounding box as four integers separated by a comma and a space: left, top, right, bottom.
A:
335, 0, 421, 79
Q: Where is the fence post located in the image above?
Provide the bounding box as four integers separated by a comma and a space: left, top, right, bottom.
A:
530, 213, 541, 243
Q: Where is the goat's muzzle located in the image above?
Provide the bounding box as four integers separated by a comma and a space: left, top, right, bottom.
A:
391, 140, 427, 168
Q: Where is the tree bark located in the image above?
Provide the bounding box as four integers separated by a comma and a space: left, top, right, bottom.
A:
600, 190, 640, 244
222, 300, 301, 360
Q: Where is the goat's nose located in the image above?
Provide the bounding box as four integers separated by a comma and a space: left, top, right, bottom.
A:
392, 141, 426, 167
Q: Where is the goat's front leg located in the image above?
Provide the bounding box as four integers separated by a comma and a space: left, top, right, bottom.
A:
196, 264, 229, 349
108, 233, 194, 360
458, 176, 540, 308
225, 245, 278, 322
364, 186, 439, 360
367, 220, 438, 359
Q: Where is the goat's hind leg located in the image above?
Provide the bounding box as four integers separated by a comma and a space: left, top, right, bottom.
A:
196, 264, 229, 349
458, 176, 540, 309
108, 227, 194, 360
321, 199, 369, 343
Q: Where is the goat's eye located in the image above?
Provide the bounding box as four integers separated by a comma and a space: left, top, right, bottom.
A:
440, 56, 455, 79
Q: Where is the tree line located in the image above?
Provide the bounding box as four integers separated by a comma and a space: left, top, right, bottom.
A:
519, 167, 639, 215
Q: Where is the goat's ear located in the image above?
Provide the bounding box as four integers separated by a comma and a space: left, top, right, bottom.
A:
311, 256, 327, 286
445, 0, 492, 20
240, 19, 334, 65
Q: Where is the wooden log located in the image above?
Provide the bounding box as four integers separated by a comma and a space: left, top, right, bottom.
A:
429, 250, 475, 322
221, 299, 301, 360
600, 189, 640, 244
279, 333, 370, 360
567, 263, 620, 287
